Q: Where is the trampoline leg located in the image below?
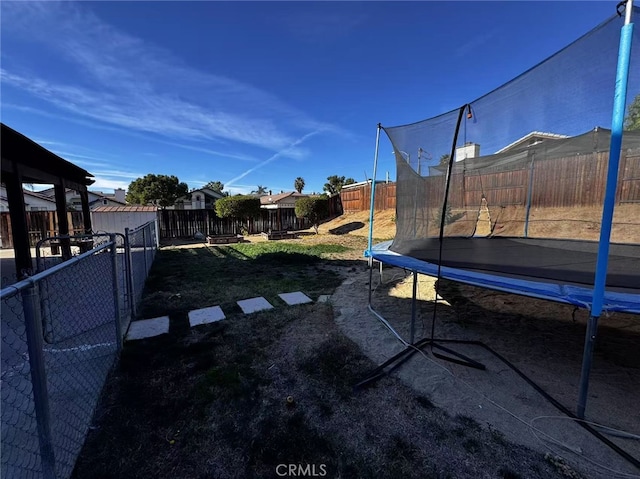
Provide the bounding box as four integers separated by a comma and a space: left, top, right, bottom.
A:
577, 314, 600, 419
368, 257, 374, 306
410, 271, 417, 343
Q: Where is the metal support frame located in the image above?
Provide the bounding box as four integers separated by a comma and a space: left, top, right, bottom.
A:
366, 124, 382, 256
142, 227, 149, 275
110, 234, 123, 349
124, 228, 136, 318
23, 284, 56, 478
578, 0, 634, 419
410, 271, 418, 344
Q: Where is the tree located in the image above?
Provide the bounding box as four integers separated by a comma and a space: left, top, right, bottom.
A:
294, 177, 305, 194
295, 196, 329, 234
215, 195, 262, 233
625, 93, 640, 131
126, 174, 188, 208
439, 154, 451, 166
323, 175, 355, 196
204, 181, 225, 193
251, 185, 268, 195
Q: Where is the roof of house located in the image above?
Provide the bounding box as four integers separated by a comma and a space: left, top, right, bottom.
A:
189, 187, 225, 198
495, 131, 570, 154
341, 179, 383, 190
260, 192, 307, 205
88, 197, 127, 206
92, 206, 157, 213
24, 189, 56, 203
0, 187, 57, 205
37, 187, 125, 201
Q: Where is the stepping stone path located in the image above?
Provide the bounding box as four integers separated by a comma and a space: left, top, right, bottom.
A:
317, 294, 331, 303
126, 291, 331, 341
188, 306, 225, 327
126, 316, 169, 341
237, 296, 274, 314
278, 292, 312, 305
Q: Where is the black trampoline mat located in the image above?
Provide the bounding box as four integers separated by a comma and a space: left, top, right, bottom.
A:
390, 237, 640, 291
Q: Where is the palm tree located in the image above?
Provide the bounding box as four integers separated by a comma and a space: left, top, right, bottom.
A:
294, 177, 305, 194
251, 185, 268, 195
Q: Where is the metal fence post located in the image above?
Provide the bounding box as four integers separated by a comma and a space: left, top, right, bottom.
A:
124, 228, 136, 319
154, 218, 160, 249
146, 223, 152, 274
110, 234, 123, 349
22, 284, 56, 478
142, 227, 148, 275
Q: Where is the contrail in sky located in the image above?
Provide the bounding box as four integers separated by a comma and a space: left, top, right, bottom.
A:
225, 129, 322, 188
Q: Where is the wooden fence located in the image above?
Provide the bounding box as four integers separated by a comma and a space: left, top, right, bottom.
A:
1, 199, 344, 247
159, 196, 341, 239
158, 208, 311, 239
341, 183, 397, 212
340, 151, 640, 211
0, 211, 85, 249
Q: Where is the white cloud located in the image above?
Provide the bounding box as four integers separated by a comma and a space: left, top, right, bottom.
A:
1, 2, 341, 158
90, 177, 131, 192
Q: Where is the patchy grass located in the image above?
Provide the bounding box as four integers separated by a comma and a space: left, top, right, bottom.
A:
140, 242, 348, 318
73, 236, 575, 479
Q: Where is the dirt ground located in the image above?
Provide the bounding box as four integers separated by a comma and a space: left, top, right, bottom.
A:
315, 211, 640, 478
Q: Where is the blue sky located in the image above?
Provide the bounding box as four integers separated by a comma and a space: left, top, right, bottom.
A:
0, 1, 618, 196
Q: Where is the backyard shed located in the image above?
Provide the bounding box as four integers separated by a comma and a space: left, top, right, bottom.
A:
92, 205, 159, 242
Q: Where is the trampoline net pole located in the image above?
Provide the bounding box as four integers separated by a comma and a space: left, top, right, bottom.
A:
365, 4, 640, 466
578, 0, 635, 419
366, 124, 382, 256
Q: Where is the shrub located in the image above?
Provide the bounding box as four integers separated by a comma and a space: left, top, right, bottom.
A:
295, 196, 329, 234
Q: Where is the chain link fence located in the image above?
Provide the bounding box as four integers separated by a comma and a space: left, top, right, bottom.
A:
1, 239, 120, 478
1, 221, 158, 478
125, 221, 158, 317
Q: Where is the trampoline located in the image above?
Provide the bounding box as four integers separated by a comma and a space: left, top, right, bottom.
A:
369, 237, 640, 314
362, 1, 640, 432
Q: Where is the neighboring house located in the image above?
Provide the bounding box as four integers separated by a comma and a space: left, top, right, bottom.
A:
37, 187, 127, 210
260, 191, 307, 210
495, 131, 569, 154
260, 191, 308, 231
0, 186, 58, 212
340, 179, 383, 191
169, 187, 225, 210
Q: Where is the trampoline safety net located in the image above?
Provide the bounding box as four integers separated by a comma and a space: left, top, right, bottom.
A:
382, 8, 640, 291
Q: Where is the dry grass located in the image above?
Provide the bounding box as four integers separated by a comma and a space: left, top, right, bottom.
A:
332, 204, 640, 243
73, 301, 570, 479
71, 222, 580, 479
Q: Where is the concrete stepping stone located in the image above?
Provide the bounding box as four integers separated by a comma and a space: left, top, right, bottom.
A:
279, 291, 312, 305
317, 294, 331, 303
189, 306, 225, 327
237, 297, 274, 314
126, 316, 169, 341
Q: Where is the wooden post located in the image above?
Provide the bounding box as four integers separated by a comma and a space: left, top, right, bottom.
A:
79, 189, 92, 234
48, 211, 55, 239
54, 184, 71, 260
5, 170, 32, 278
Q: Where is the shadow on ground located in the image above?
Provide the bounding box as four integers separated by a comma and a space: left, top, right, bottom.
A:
329, 222, 365, 235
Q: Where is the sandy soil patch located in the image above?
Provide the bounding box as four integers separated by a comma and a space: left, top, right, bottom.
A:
330, 266, 640, 478
307, 211, 640, 477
